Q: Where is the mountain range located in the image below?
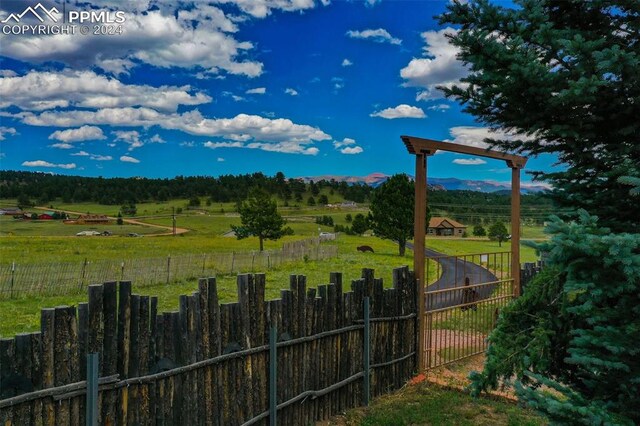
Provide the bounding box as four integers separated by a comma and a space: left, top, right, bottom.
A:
300, 173, 550, 194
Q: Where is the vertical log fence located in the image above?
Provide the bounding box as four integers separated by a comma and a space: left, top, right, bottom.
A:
0, 266, 417, 425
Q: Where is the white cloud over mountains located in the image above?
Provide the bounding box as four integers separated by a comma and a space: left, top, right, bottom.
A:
346, 28, 402, 45
370, 104, 426, 119
0, 70, 210, 112
48, 126, 106, 143
452, 158, 487, 165
400, 27, 468, 100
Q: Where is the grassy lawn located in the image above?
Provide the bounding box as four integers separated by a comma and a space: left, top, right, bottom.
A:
338, 383, 543, 426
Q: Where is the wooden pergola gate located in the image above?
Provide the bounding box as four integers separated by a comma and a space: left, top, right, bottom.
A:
401, 135, 528, 371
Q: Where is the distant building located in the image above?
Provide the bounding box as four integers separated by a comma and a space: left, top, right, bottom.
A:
0, 207, 24, 216
64, 214, 110, 225
38, 213, 54, 220
428, 217, 467, 237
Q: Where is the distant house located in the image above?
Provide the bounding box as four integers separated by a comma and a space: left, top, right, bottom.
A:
428, 217, 467, 237
65, 214, 110, 225
38, 213, 54, 220
0, 207, 24, 216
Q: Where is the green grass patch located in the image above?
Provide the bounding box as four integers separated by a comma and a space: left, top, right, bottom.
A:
343, 383, 544, 426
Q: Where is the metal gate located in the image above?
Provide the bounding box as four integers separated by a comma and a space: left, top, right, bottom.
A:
422, 251, 514, 370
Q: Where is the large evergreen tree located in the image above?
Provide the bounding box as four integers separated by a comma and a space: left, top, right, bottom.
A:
231, 188, 288, 251
470, 212, 640, 424
441, 0, 640, 233
368, 174, 415, 256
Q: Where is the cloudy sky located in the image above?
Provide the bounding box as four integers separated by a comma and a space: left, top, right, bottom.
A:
0, 0, 558, 182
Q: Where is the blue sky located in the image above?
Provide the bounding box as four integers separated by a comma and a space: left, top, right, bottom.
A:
0, 0, 558, 187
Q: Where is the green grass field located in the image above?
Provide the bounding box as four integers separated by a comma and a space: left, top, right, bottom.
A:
0, 198, 541, 337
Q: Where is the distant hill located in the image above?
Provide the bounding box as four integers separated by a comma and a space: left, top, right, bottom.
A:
300, 173, 550, 194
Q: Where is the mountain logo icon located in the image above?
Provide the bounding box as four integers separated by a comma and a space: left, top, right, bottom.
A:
1, 3, 60, 23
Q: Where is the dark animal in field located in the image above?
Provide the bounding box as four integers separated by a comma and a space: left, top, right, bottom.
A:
357, 245, 374, 253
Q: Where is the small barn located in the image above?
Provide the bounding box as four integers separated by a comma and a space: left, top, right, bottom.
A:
427, 217, 467, 237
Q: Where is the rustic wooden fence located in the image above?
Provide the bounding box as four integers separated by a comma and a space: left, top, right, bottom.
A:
0, 267, 417, 425
0, 238, 337, 299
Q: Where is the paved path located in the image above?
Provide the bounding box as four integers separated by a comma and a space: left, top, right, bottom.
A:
406, 243, 499, 310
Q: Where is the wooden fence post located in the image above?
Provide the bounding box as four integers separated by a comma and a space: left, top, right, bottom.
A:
269, 326, 277, 426
363, 297, 370, 406
86, 353, 99, 426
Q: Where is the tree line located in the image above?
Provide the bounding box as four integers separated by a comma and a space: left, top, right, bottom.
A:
0, 171, 372, 206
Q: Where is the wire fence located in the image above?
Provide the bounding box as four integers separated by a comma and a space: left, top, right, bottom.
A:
0, 238, 338, 299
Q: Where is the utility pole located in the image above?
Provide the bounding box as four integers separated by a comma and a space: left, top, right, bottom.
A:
172, 207, 176, 236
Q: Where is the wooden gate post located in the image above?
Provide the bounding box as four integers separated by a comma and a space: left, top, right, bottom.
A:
413, 152, 429, 371
509, 163, 523, 296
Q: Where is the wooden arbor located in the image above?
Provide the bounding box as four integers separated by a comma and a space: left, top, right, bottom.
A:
401, 135, 528, 370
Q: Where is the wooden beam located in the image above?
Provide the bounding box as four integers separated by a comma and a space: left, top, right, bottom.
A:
413, 153, 427, 371
511, 166, 521, 297
402, 135, 527, 169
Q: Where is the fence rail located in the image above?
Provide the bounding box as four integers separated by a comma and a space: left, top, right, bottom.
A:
0, 267, 417, 425
0, 237, 337, 299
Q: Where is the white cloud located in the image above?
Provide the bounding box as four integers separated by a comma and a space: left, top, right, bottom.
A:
346, 28, 402, 45
71, 150, 112, 161
364, 0, 381, 6
445, 126, 534, 150
21, 109, 332, 154
400, 28, 468, 100
0, 70, 211, 112
113, 130, 144, 151
285, 88, 298, 96
217, 157, 225, 162
180, 141, 195, 148
204, 141, 245, 149
97, 58, 136, 76
91, 155, 113, 161
120, 155, 140, 163
22, 160, 76, 169
370, 104, 426, 119
49, 125, 106, 142
333, 137, 362, 154
50, 143, 74, 149
341, 58, 353, 67
205, 140, 320, 155
212, 0, 317, 18
0, 126, 17, 140
0, 70, 17, 77
333, 137, 356, 148
452, 158, 487, 165
150, 134, 165, 143
246, 87, 266, 94
340, 146, 363, 155
0, 5, 264, 77
428, 104, 451, 111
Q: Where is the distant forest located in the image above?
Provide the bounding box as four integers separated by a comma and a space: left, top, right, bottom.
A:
0, 171, 554, 224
